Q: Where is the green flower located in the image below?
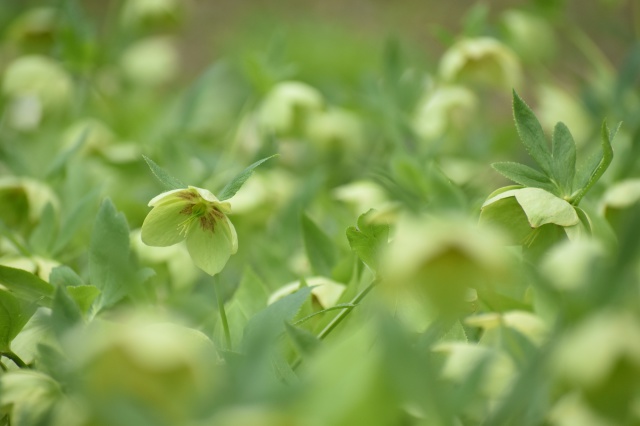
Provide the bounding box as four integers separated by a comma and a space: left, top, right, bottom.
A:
141, 186, 237, 276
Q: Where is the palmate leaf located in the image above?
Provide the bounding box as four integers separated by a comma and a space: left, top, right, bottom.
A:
551, 122, 577, 195
491, 162, 557, 194
218, 154, 278, 201
512, 90, 553, 176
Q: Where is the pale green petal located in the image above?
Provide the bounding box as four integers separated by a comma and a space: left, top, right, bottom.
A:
513, 188, 579, 227
186, 218, 235, 276
191, 186, 219, 203
225, 216, 238, 254
148, 188, 189, 207
141, 200, 190, 246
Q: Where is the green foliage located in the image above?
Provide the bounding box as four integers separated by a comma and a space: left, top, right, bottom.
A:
302, 213, 338, 277
346, 209, 389, 271
218, 154, 278, 201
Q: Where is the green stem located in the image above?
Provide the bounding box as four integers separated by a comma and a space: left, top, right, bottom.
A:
317, 281, 377, 340
2, 351, 28, 369
214, 280, 232, 350
292, 279, 377, 370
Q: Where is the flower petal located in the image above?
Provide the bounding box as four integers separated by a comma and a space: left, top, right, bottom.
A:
148, 188, 189, 207
141, 200, 190, 246
186, 217, 235, 275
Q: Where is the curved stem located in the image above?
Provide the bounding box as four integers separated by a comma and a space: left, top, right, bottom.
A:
214, 279, 232, 350
2, 351, 28, 369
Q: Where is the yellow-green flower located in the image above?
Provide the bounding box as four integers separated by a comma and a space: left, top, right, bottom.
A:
141, 186, 237, 276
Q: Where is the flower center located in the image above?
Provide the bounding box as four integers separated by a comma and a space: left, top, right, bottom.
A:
178, 199, 224, 236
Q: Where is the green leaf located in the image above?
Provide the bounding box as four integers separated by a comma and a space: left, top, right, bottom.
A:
491, 162, 556, 193
551, 122, 577, 195
218, 154, 278, 201
571, 121, 619, 205
0, 289, 35, 352
346, 209, 389, 271
27, 203, 57, 255
302, 213, 338, 277
45, 127, 89, 179
66, 286, 101, 314
0, 265, 53, 305
51, 285, 82, 338
89, 199, 135, 309
52, 187, 101, 255
49, 266, 84, 288
241, 286, 312, 352
142, 155, 186, 191
285, 322, 321, 357
512, 90, 553, 176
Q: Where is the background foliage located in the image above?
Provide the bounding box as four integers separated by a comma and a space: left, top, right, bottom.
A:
0, 0, 639, 425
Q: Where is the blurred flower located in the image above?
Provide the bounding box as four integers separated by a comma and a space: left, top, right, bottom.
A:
130, 229, 199, 289
439, 37, 521, 89
465, 310, 548, 346
120, 36, 178, 86
69, 316, 217, 425
141, 186, 237, 276
433, 342, 515, 397
412, 85, 477, 141
552, 310, 640, 387
549, 392, 618, 426
540, 239, 606, 291
500, 10, 556, 63
120, 0, 183, 29
7, 7, 57, 48
536, 85, 592, 146
382, 215, 508, 316
258, 81, 324, 137
0, 256, 59, 282
2, 55, 72, 128
268, 276, 346, 308
305, 107, 363, 151
333, 180, 389, 216
0, 176, 59, 223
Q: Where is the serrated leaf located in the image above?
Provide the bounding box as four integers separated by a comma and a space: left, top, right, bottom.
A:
0, 289, 35, 352
302, 213, 338, 277
346, 209, 389, 271
551, 122, 577, 195
0, 265, 53, 305
89, 199, 135, 310
491, 162, 556, 193
142, 155, 186, 191
218, 154, 278, 201
285, 322, 321, 357
512, 90, 553, 176
241, 286, 312, 352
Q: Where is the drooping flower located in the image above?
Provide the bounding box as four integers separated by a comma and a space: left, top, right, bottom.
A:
141, 186, 237, 276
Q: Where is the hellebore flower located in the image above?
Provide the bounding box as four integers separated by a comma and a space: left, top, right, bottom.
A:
141, 186, 237, 276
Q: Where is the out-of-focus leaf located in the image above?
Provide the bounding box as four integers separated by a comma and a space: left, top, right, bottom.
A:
241, 286, 311, 352
218, 154, 278, 201
89, 199, 135, 310
285, 321, 321, 357
0, 289, 35, 352
346, 209, 389, 271
51, 285, 82, 338
0, 265, 53, 305
27, 203, 57, 255
49, 266, 84, 288
302, 213, 338, 277
142, 155, 186, 191
52, 187, 101, 254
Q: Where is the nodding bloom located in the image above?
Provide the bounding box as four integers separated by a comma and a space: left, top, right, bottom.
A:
141, 186, 238, 276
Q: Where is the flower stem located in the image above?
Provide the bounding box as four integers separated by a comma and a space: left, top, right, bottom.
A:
317, 280, 377, 340
2, 351, 28, 369
292, 279, 377, 370
214, 279, 232, 350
